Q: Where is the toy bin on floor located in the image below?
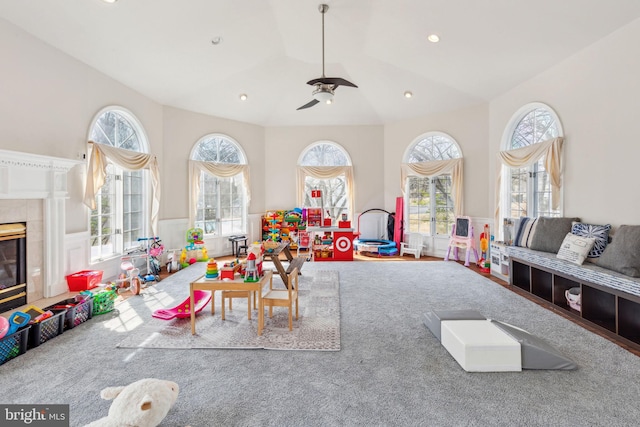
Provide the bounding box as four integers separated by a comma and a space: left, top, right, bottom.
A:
0, 326, 30, 366
92, 289, 117, 315
45, 295, 94, 330
66, 270, 103, 292
27, 311, 65, 349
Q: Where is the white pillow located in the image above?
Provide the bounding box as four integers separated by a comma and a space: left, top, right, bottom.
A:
557, 233, 596, 265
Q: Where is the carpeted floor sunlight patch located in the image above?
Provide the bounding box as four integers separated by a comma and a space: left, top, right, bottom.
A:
116, 270, 340, 351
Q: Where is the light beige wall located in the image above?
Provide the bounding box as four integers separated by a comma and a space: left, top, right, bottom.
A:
489, 18, 640, 228
0, 19, 164, 234
383, 104, 490, 216
162, 106, 266, 219
264, 125, 385, 214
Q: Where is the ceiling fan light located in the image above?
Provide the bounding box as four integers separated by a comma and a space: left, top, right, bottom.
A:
313, 88, 334, 103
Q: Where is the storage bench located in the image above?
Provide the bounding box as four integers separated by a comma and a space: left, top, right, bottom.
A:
507, 246, 640, 350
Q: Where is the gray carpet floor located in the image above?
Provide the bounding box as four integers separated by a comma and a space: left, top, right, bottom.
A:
1, 261, 640, 427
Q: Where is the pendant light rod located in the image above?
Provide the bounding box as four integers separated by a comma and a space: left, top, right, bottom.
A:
319, 4, 328, 78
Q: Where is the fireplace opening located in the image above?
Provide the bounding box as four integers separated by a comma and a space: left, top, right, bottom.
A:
0, 223, 27, 313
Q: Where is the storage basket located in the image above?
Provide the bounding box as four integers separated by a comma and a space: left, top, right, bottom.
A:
0, 326, 30, 366
28, 311, 65, 349
92, 289, 117, 315
66, 270, 103, 291
45, 295, 94, 330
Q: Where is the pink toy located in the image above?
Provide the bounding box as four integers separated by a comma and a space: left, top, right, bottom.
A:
0, 316, 9, 339
152, 290, 212, 320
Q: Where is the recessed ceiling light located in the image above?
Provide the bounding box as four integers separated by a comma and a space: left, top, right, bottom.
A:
102, 0, 118, 3
239, 94, 247, 101
427, 34, 440, 43
404, 91, 413, 98
211, 36, 223, 45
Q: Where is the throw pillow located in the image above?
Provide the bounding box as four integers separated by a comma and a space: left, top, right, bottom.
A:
571, 222, 611, 259
513, 217, 538, 248
530, 217, 580, 254
597, 225, 640, 277
557, 233, 596, 265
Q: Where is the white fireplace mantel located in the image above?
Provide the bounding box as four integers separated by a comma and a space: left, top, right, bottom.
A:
0, 148, 81, 199
0, 148, 83, 297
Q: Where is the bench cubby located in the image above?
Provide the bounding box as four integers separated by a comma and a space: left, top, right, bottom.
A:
510, 257, 640, 351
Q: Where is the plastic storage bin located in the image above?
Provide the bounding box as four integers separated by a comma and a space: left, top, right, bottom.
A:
66, 270, 103, 292
0, 326, 30, 366
45, 295, 94, 330
92, 289, 117, 315
27, 311, 65, 349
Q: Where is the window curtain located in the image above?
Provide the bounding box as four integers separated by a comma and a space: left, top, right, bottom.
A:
494, 136, 564, 234
188, 160, 251, 228
400, 158, 464, 216
84, 141, 161, 235
296, 166, 354, 217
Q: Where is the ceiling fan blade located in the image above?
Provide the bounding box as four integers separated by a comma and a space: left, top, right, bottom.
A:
296, 99, 320, 110
306, 77, 358, 88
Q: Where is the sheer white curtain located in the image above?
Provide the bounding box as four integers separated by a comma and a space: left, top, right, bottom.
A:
188, 160, 251, 228
400, 158, 464, 216
296, 166, 354, 217
84, 141, 161, 235
494, 137, 564, 232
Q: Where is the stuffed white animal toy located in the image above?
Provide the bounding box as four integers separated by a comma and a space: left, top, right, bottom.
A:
85, 378, 179, 427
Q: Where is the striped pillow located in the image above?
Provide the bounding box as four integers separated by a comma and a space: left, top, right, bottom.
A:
514, 217, 538, 248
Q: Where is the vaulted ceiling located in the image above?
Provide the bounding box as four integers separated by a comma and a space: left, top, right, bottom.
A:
2, 0, 640, 127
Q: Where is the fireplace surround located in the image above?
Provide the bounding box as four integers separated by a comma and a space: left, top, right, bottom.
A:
0, 149, 81, 307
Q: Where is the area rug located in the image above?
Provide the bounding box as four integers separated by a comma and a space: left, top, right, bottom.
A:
116, 270, 340, 351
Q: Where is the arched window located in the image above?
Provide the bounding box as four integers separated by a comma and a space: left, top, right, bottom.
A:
88, 108, 150, 261
403, 132, 463, 236
190, 134, 248, 236
297, 142, 353, 222
501, 103, 563, 219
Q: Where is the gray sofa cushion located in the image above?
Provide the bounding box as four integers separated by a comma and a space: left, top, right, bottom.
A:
597, 225, 640, 277
530, 217, 580, 254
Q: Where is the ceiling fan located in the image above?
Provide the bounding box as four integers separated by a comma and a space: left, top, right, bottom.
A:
297, 4, 358, 110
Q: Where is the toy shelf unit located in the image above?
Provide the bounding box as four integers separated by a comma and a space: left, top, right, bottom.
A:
261, 209, 309, 253
490, 242, 510, 282
308, 226, 355, 262
510, 257, 640, 351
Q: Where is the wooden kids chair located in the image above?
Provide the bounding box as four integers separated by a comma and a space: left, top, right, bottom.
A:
259, 267, 299, 333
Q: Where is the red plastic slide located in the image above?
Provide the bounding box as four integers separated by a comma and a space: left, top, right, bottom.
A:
152, 290, 212, 320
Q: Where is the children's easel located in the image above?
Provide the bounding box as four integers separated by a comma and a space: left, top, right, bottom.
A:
444, 216, 479, 267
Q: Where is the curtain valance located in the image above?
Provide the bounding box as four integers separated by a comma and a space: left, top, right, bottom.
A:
494, 136, 564, 235
400, 158, 464, 216
188, 160, 251, 228
84, 141, 161, 235
296, 166, 354, 217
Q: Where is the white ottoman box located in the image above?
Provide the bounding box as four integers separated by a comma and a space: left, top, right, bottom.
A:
441, 320, 522, 372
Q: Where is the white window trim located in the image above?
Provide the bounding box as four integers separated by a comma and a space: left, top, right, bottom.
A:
297, 140, 353, 220
189, 133, 248, 237
403, 131, 462, 236
499, 102, 564, 227
87, 106, 151, 262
